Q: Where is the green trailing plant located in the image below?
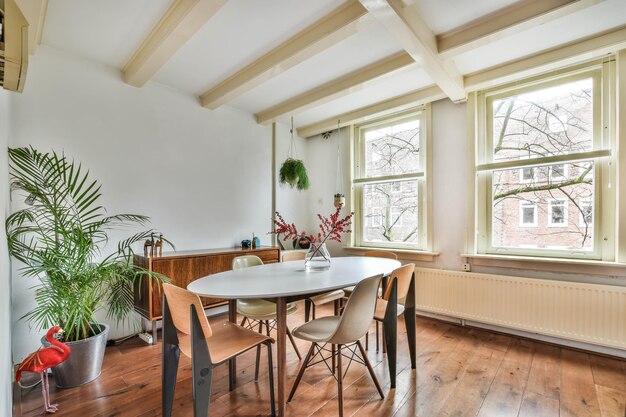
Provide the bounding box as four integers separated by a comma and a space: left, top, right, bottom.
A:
6, 147, 173, 342
279, 157, 310, 191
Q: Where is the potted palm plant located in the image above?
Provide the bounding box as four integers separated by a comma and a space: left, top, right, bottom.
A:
6, 147, 171, 387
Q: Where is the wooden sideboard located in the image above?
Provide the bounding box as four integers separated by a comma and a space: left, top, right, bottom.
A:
134, 246, 280, 342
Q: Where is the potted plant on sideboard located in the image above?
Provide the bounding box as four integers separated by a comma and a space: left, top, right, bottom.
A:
6, 147, 171, 387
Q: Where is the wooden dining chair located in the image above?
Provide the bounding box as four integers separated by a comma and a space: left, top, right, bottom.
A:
233, 255, 302, 380
282, 251, 346, 322
288, 274, 385, 417
161, 283, 276, 417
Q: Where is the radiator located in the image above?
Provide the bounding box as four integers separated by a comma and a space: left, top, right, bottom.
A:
414, 267, 626, 350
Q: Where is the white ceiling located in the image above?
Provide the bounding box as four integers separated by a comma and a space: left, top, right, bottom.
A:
40, 0, 626, 130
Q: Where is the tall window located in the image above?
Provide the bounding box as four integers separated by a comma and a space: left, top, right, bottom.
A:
353, 107, 431, 250
475, 60, 615, 260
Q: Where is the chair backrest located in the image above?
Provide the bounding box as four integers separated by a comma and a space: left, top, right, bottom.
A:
162, 283, 212, 338
232, 255, 263, 270
363, 250, 398, 260
383, 263, 415, 302
329, 274, 383, 345
281, 251, 306, 262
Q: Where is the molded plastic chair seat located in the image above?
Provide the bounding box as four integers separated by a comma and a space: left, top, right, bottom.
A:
177, 321, 274, 363
237, 298, 298, 320
292, 316, 341, 343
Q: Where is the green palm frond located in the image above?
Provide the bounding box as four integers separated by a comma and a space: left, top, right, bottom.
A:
6, 147, 173, 342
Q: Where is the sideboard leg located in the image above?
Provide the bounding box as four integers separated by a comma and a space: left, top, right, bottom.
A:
152, 320, 158, 345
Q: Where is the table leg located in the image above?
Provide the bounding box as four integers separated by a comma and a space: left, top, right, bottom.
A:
276, 297, 287, 417
382, 280, 398, 389
228, 299, 237, 391
403, 272, 417, 369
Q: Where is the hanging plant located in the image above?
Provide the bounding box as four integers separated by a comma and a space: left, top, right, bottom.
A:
280, 157, 310, 190
279, 116, 310, 191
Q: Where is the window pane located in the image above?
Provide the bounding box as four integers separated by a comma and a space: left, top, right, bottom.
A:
364, 119, 420, 178
362, 180, 418, 244
492, 78, 593, 162
492, 161, 594, 251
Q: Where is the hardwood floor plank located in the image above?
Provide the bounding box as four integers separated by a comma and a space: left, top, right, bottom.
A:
475, 343, 532, 417
525, 343, 561, 400
560, 350, 602, 417
596, 385, 626, 417
590, 354, 626, 391
518, 391, 560, 417
435, 346, 506, 417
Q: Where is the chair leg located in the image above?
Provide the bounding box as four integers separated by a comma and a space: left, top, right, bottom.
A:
382, 326, 386, 354
265, 320, 271, 336
288, 343, 316, 402
240, 316, 247, 327
365, 331, 369, 351
162, 297, 180, 417
312, 304, 316, 320
376, 321, 380, 352
286, 326, 302, 360
331, 344, 336, 373
337, 344, 344, 417
304, 299, 312, 322
190, 306, 213, 417
266, 341, 276, 417
356, 340, 384, 399
255, 321, 263, 381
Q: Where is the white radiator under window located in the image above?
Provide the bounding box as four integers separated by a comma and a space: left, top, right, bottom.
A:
414, 267, 626, 350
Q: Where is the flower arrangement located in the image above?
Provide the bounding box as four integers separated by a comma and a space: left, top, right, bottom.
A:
273, 206, 353, 245
273, 207, 353, 270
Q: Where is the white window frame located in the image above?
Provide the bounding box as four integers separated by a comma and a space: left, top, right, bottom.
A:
519, 201, 537, 227
473, 59, 616, 261
352, 106, 432, 251
547, 199, 569, 227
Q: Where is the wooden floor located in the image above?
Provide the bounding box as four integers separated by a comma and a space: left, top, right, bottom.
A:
14, 303, 626, 417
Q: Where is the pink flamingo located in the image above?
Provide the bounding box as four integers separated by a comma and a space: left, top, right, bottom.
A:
16, 326, 71, 413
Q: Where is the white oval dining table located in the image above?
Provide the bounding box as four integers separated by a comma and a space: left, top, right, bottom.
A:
185, 256, 416, 417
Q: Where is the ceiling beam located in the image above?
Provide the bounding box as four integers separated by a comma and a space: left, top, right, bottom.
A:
359, 0, 466, 102
437, 0, 605, 59
200, 0, 373, 109
299, 24, 626, 138
15, 0, 48, 54
297, 85, 445, 137
255, 52, 414, 125
123, 0, 227, 88
464, 24, 626, 91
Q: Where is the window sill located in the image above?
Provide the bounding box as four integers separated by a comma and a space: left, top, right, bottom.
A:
462, 253, 626, 277
345, 246, 439, 262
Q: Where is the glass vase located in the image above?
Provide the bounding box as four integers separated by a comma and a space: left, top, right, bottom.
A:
305, 242, 331, 271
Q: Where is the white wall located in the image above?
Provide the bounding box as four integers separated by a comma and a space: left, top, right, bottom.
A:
0, 90, 14, 417
8, 45, 286, 360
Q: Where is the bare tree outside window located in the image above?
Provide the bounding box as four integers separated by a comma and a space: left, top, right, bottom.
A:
361, 119, 421, 245
490, 78, 595, 251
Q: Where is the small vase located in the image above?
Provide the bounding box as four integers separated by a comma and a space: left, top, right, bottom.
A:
334, 195, 345, 208
305, 242, 331, 271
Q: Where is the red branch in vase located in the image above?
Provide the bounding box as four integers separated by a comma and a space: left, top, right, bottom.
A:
272, 206, 353, 245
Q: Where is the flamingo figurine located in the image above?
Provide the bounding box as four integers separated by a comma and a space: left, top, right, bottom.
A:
16, 326, 71, 413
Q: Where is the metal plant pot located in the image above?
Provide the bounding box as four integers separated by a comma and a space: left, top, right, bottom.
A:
42, 323, 109, 388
